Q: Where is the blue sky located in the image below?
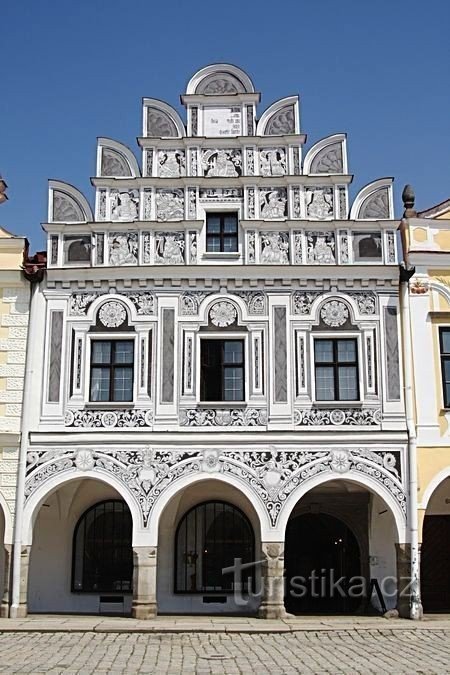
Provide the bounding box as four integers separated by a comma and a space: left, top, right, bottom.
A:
1, 0, 449, 249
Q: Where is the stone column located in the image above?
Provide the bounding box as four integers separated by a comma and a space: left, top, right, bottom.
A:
9, 545, 31, 619
131, 546, 157, 619
258, 542, 288, 619
395, 543, 411, 618
0, 544, 12, 618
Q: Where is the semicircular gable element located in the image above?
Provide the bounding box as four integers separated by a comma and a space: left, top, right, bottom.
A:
143, 99, 185, 138
303, 134, 347, 174
48, 181, 93, 223
257, 96, 299, 136
186, 63, 255, 95
97, 138, 140, 177
350, 179, 394, 220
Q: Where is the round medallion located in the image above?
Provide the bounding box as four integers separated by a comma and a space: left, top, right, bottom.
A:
75, 449, 95, 471
329, 449, 351, 474
320, 300, 349, 327
209, 301, 237, 327
330, 409, 346, 425
101, 411, 118, 428
64, 410, 74, 427
99, 301, 127, 328
144, 410, 154, 426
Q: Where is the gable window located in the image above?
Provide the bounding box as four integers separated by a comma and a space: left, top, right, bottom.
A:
90, 340, 134, 402
439, 328, 450, 408
206, 213, 238, 253
200, 339, 244, 402
314, 338, 359, 401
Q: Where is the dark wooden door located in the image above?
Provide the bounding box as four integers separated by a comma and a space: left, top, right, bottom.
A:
421, 515, 450, 612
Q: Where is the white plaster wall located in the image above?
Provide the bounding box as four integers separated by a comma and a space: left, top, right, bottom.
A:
28, 479, 132, 614
157, 479, 261, 614
369, 493, 398, 610
426, 478, 450, 514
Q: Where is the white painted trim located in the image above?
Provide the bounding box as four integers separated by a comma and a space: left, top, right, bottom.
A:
0, 491, 13, 544
185, 63, 255, 95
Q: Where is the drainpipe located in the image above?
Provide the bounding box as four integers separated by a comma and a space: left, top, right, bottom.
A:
399, 185, 422, 620
10, 277, 40, 617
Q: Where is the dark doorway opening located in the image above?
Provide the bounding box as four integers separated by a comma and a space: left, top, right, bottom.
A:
421, 515, 450, 612
285, 512, 361, 614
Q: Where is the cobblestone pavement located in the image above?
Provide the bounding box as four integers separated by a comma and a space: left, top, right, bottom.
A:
0, 630, 449, 674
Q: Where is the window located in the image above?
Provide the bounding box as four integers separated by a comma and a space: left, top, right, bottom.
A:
353, 232, 382, 262
314, 338, 359, 401
90, 340, 134, 402
63, 235, 91, 263
440, 328, 450, 407
200, 339, 244, 402
72, 500, 133, 593
175, 501, 254, 593
206, 213, 238, 253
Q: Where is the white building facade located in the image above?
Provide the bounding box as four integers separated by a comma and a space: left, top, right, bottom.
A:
12, 65, 410, 619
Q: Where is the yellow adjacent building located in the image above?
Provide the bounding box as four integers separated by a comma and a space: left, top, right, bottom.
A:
402, 192, 450, 612
0, 225, 30, 616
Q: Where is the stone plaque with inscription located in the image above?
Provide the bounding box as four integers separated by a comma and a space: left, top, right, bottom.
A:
203, 107, 242, 136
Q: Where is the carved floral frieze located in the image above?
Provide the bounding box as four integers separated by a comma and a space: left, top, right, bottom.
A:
64, 409, 153, 428
179, 408, 267, 427
294, 407, 382, 426
69, 292, 156, 316
25, 445, 406, 528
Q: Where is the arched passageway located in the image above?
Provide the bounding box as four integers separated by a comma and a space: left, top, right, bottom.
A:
283, 479, 400, 615
28, 479, 134, 615
421, 477, 450, 612
285, 512, 361, 614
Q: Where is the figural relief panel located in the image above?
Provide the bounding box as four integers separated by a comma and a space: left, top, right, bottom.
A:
108, 232, 139, 266
156, 189, 185, 221
158, 150, 186, 178
306, 231, 336, 264
259, 188, 287, 219
201, 149, 242, 177
154, 232, 185, 265
110, 190, 139, 222
260, 232, 289, 264
259, 148, 287, 176
306, 187, 334, 220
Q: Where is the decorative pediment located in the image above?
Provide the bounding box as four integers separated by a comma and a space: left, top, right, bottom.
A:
143, 99, 185, 138
304, 134, 347, 175
257, 97, 299, 136
350, 179, 394, 220
48, 181, 93, 223
97, 139, 140, 177
186, 63, 255, 95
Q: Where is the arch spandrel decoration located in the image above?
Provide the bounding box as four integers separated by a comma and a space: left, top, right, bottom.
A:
257, 97, 299, 137
350, 178, 394, 220
101, 150, 130, 177
186, 64, 255, 95
24, 446, 407, 542
48, 181, 93, 223
97, 138, 140, 178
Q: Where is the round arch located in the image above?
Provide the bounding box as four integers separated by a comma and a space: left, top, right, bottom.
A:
149, 473, 272, 546
200, 294, 248, 326
0, 492, 13, 545
303, 133, 347, 175
256, 96, 300, 136
97, 138, 141, 177
278, 472, 406, 543
22, 470, 145, 547
185, 63, 255, 95
419, 467, 450, 511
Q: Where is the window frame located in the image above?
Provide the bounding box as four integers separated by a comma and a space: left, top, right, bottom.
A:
174, 500, 255, 595
311, 333, 362, 403
71, 499, 133, 594
439, 327, 450, 408
205, 211, 239, 254
197, 333, 248, 404
87, 335, 137, 404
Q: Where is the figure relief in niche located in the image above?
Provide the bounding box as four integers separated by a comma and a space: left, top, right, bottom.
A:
109, 232, 138, 266
260, 149, 286, 177
260, 189, 287, 219
156, 189, 185, 221
260, 232, 289, 264
159, 150, 185, 178
155, 233, 185, 265
111, 191, 139, 221
202, 149, 242, 177
306, 188, 333, 219
306, 232, 335, 264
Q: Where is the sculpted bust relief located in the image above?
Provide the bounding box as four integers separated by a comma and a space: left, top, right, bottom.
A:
111, 191, 138, 221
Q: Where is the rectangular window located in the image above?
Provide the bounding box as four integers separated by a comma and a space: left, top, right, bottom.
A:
90, 340, 134, 402
314, 338, 359, 401
200, 339, 244, 402
440, 328, 450, 408
206, 213, 238, 253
